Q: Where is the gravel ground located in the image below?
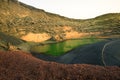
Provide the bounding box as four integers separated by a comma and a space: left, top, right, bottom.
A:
58, 39, 120, 66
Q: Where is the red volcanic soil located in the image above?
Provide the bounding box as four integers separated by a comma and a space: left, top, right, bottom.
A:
0, 51, 120, 80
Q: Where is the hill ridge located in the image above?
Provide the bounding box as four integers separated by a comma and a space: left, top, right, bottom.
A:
0, 0, 120, 42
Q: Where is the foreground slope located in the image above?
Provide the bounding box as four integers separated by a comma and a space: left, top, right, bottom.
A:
0, 51, 120, 80
0, 0, 120, 42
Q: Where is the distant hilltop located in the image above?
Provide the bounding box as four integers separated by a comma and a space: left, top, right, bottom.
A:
0, 0, 18, 2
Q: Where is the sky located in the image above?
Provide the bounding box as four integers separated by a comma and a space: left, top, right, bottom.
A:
18, 0, 120, 19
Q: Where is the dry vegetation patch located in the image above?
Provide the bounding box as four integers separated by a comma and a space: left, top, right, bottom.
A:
0, 51, 120, 80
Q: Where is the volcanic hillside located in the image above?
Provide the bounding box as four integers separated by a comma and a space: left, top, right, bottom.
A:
0, 0, 120, 42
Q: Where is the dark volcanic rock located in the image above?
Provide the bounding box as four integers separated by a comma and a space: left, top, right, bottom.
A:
58, 39, 120, 66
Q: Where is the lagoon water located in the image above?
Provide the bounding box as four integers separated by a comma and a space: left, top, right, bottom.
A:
30, 39, 99, 56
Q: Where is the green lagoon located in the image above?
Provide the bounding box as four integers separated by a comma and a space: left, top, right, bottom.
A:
30, 38, 101, 56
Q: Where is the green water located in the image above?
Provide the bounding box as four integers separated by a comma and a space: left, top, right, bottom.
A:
30, 38, 101, 56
